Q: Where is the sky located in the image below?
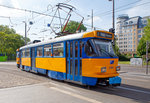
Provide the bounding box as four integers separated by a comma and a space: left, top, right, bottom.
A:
0, 0, 150, 41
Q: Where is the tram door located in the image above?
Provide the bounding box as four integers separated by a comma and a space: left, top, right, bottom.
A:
31, 48, 35, 70
66, 40, 82, 82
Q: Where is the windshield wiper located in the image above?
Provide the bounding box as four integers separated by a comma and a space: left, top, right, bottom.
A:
100, 49, 113, 57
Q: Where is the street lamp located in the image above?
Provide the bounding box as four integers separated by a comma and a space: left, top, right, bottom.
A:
22, 21, 27, 45
23, 21, 33, 45
87, 9, 94, 30
109, 0, 115, 30
109, 0, 116, 53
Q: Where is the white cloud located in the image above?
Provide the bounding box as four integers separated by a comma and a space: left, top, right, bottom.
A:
85, 16, 102, 25
0, 0, 27, 18
11, 0, 20, 8
126, 0, 150, 17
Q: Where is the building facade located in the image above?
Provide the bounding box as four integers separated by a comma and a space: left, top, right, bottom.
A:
116, 14, 150, 54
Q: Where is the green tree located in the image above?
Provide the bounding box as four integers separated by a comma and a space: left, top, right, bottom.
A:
137, 36, 146, 56
0, 25, 16, 34
113, 41, 120, 56
144, 19, 150, 41
62, 21, 87, 34
0, 25, 30, 56
137, 19, 150, 56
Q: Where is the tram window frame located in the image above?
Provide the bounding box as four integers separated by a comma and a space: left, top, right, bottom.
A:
53, 42, 64, 57
37, 46, 43, 57
84, 40, 96, 57
22, 49, 26, 57
44, 44, 52, 57
25, 48, 30, 57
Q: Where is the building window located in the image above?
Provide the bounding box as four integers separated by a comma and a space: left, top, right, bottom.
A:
129, 21, 133, 24
37, 46, 43, 57
44, 45, 52, 57
25, 48, 30, 57
138, 30, 141, 33
138, 35, 141, 38
53, 42, 64, 57
144, 20, 147, 23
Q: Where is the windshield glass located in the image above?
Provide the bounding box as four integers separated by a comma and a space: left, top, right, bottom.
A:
85, 39, 117, 57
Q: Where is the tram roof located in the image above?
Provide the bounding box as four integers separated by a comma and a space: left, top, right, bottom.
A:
20, 32, 85, 50
20, 30, 113, 50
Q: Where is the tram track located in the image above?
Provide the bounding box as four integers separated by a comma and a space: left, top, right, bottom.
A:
0, 66, 150, 96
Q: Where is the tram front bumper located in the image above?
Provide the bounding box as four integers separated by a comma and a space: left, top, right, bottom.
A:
109, 76, 121, 86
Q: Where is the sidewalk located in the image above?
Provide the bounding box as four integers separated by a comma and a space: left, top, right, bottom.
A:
0, 62, 16, 65
119, 64, 150, 68
119, 64, 150, 76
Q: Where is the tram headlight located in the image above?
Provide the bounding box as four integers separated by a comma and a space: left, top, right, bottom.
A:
101, 67, 106, 73
116, 66, 120, 71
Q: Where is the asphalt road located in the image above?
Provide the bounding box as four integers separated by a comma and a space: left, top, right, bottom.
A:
0, 62, 150, 103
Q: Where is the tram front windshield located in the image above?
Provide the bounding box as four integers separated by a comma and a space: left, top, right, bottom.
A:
85, 39, 117, 57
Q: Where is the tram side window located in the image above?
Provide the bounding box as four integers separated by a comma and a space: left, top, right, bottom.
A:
75, 42, 78, 57
53, 43, 64, 57
37, 46, 43, 57
25, 48, 30, 57
44, 45, 52, 57
80, 41, 82, 57
22, 50, 25, 57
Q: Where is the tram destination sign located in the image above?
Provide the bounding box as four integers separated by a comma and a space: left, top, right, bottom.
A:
97, 32, 112, 39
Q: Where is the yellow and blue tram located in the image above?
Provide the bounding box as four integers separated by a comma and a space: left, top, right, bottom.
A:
16, 30, 121, 86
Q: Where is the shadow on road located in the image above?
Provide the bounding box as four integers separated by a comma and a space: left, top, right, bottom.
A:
93, 84, 150, 103
59, 81, 150, 103
20, 70, 150, 103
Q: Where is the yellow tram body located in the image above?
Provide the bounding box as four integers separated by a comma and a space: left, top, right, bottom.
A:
16, 30, 121, 86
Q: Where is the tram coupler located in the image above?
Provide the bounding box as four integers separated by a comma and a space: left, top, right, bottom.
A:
97, 76, 121, 87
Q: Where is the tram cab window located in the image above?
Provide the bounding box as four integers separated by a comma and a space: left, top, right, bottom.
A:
25, 48, 30, 57
16, 52, 19, 58
85, 41, 96, 57
44, 45, 51, 57
37, 46, 43, 57
53, 43, 64, 57
85, 39, 116, 57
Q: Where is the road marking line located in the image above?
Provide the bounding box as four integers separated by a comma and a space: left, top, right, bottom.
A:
123, 77, 149, 82
50, 82, 79, 93
51, 87, 102, 103
117, 86, 150, 95
120, 73, 150, 78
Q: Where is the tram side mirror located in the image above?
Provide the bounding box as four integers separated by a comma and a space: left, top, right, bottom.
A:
112, 40, 115, 47
109, 28, 115, 33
